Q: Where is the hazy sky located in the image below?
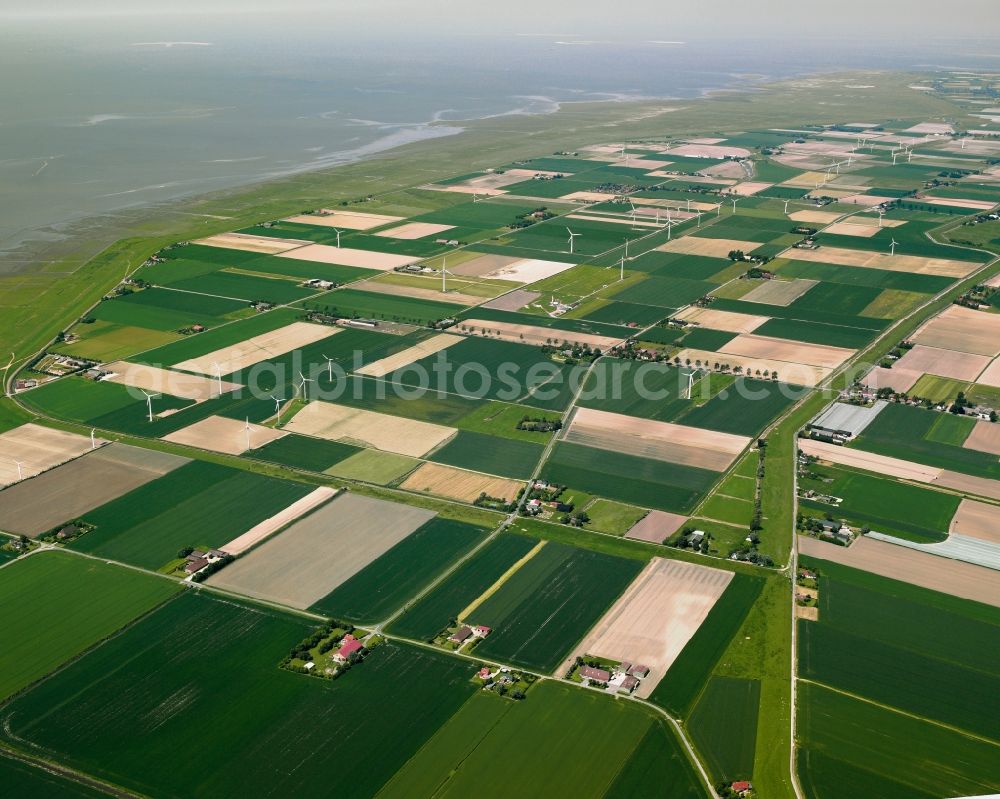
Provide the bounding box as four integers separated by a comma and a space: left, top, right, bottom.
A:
2, 0, 998, 40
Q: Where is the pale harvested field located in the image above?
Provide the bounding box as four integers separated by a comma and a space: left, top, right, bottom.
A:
893, 345, 990, 381
565, 407, 749, 471
976, 358, 1000, 388
560, 190, 616, 202
782, 171, 831, 188
220, 487, 339, 556
173, 322, 338, 375
452, 168, 567, 191
284, 210, 403, 230
374, 222, 454, 240
277, 244, 419, 271
625, 510, 687, 543
356, 333, 463, 377
949, 499, 1000, 544
797, 605, 819, 621
658, 236, 760, 258
863, 365, 922, 393
674, 348, 830, 387
822, 221, 882, 238
673, 307, 770, 334
726, 181, 773, 197
933, 470, 1000, 502
904, 122, 954, 134
284, 401, 455, 458
103, 361, 240, 401
452, 253, 520, 277
912, 305, 1000, 357
207, 493, 434, 609
663, 143, 750, 158
0, 424, 104, 487
781, 245, 979, 278
741, 278, 818, 306
351, 278, 481, 306
840, 194, 896, 207
788, 210, 843, 224
922, 197, 997, 211
0, 444, 189, 537
400, 462, 523, 503
987, 274, 1000, 290
163, 415, 286, 455
685, 137, 726, 145
723, 334, 854, 369
703, 161, 747, 179
485, 258, 576, 284
457, 318, 623, 349
193, 232, 308, 254
799, 438, 941, 482
614, 157, 672, 170
435, 185, 507, 197
798, 534, 1000, 608
562, 559, 733, 698
483, 289, 541, 312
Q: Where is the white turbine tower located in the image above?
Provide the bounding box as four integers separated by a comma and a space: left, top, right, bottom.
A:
297, 371, 314, 400
332, 228, 343, 248
784, 200, 790, 215
211, 362, 224, 396
271, 395, 284, 423
244, 417, 252, 452
907, 148, 913, 163
440, 256, 458, 293
322, 354, 336, 381
665, 208, 673, 240
696, 210, 702, 227
890, 238, 899, 257
14, 460, 23, 481
731, 197, 740, 214
620, 239, 629, 281
878, 209, 885, 228
684, 370, 695, 399
141, 390, 158, 423
686, 198, 692, 212
892, 151, 899, 166
566, 228, 581, 254
627, 199, 638, 228
90, 428, 97, 449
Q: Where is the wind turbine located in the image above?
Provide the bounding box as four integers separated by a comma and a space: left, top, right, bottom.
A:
296, 371, 314, 400
665, 208, 673, 240
683, 370, 695, 399
961, 138, 967, 150
321, 354, 336, 381
13, 460, 23, 481
731, 197, 740, 214
566, 228, 581, 254
890, 238, 899, 257
211, 363, 225, 396
907, 148, 913, 163
696, 210, 702, 227
892, 151, 899, 166
90, 428, 97, 449
333, 228, 343, 248
271, 395, 284, 423
784, 200, 790, 214
686, 198, 692, 212
141, 390, 158, 423
620, 239, 629, 281
440, 256, 458, 293
244, 417, 252, 452
878, 209, 885, 228
627, 199, 639, 228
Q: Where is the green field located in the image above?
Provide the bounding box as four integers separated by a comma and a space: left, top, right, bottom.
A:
309, 519, 489, 623
799, 463, 960, 543
584, 499, 648, 535
252, 433, 362, 472
427, 430, 544, 478
909, 373, 971, 404
326, 449, 420, 484
472, 541, 642, 671
388, 534, 539, 640
72, 461, 314, 569
0, 592, 479, 798
0, 551, 179, 701
303, 288, 460, 325
689, 676, 760, 782
648, 574, 765, 716
377, 682, 703, 799
0, 754, 111, 799
541, 442, 720, 513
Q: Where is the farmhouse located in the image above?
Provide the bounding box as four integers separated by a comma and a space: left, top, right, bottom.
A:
332, 634, 363, 663
579, 665, 611, 683
449, 626, 474, 644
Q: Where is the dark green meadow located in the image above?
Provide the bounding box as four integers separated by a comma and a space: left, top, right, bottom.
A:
387, 534, 539, 641
689, 676, 760, 782
472, 542, 642, 672
310, 518, 490, 623
428, 430, 544, 478
72, 460, 313, 569
0, 592, 479, 799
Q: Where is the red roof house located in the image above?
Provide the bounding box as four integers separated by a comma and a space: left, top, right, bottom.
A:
332, 634, 363, 663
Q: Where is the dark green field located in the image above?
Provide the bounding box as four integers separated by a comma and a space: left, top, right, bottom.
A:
799, 463, 959, 543
303, 288, 461, 325
752, 317, 878, 349
73, 461, 313, 569
0, 551, 179, 701
428, 430, 544, 478
541, 442, 720, 513
648, 574, 764, 716
387, 534, 538, 640
91, 287, 248, 331
165, 271, 317, 304
309, 519, 490, 623
0, 754, 111, 799
472, 542, 642, 672
613, 275, 717, 309
689, 676, 760, 782
0, 592, 479, 799
252, 433, 362, 472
